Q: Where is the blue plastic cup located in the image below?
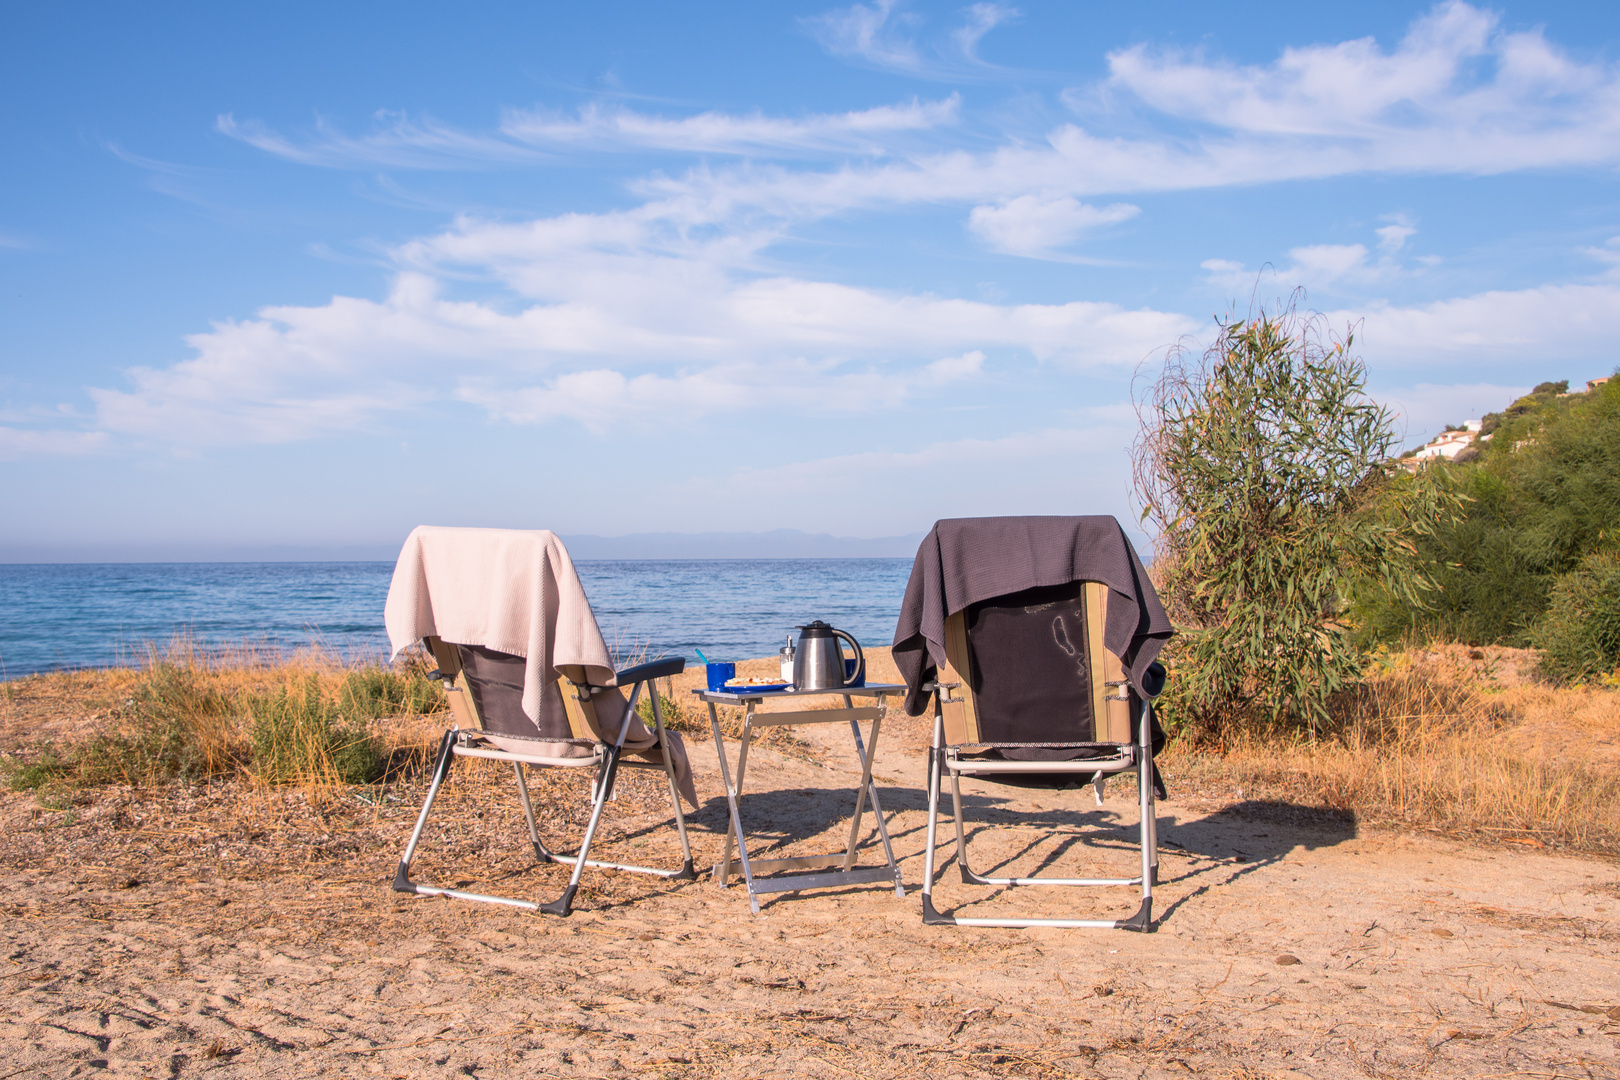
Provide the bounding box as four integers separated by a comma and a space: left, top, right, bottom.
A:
706, 661, 736, 691
845, 657, 865, 687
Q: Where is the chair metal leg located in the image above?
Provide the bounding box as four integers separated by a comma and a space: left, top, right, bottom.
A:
920, 709, 953, 925
541, 745, 620, 916
393, 729, 457, 894
650, 689, 697, 881
514, 761, 552, 864
1117, 702, 1157, 932
920, 690, 1158, 931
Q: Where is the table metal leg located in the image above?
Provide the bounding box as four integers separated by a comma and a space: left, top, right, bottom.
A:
840, 696, 903, 896
709, 700, 762, 914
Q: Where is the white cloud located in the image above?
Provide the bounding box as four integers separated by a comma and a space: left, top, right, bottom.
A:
0, 427, 110, 460
502, 97, 961, 156
801, 0, 924, 72
1104, 0, 1619, 161
953, 4, 1019, 63
76, 209, 1191, 446
1202, 220, 1430, 296
216, 113, 544, 170
217, 4, 1620, 217
968, 195, 1138, 257
1376, 217, 1417, 253
1331, 282, 1620, 368
458, 350, 983, 434
1582, 235, 1620, 275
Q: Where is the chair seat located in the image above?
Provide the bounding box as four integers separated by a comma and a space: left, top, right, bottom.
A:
945, 747, 1134, 775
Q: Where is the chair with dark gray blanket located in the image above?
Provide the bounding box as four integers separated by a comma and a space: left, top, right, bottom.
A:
893, 516, 1174, 931
385, 526, 699, 917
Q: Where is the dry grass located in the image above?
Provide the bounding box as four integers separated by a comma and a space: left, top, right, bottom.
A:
1164, 643, 1620, 855
0, 639, 445, 799
6, 639, 1618, 857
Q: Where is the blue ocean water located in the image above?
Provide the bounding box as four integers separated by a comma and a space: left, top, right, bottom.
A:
0, 559, 914, 678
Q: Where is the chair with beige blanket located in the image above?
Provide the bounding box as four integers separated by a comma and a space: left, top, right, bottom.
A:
386, 526, 699, 917
893, 516, 1174, 931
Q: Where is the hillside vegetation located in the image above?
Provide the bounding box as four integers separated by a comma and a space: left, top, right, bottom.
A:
1355, 374, 1620, 682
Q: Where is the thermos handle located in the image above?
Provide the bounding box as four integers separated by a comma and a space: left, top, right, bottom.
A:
834, 629, 864, 686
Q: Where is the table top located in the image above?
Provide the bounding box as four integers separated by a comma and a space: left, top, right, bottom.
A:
692, 682, 907, 704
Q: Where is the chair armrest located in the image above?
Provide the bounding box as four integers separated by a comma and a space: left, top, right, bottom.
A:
614, 657, 686, 685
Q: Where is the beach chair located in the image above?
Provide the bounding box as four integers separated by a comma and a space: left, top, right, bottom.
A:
893, 517, 1174, 931
385, 527, 698, 917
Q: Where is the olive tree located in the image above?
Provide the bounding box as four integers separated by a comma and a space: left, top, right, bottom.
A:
1132, 304, 1454, 736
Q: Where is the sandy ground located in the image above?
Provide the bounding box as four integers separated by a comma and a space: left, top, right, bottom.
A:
2, 667, 1618, 1079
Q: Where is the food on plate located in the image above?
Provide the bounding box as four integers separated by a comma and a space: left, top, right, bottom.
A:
724, 675, 787, 687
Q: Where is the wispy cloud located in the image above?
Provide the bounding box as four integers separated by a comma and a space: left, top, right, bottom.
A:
968, 195, 1138, 258
1201, 221, 1432, 296
801, 0, 1024, 78
216, 113, 547, 170
953, 3, 1019, 63
801, 0, 925, 72
500, 97, 960, 155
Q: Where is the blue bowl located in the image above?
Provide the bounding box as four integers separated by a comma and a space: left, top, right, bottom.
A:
706, 661, 736, 691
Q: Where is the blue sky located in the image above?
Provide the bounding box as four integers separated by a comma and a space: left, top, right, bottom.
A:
4, 1, 1620, 560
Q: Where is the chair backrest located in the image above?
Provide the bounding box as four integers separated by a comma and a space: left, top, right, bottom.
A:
936, 581, 1140, 746
423, 636, 635, 745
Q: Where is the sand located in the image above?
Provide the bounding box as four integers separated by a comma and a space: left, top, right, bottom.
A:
2, 656, 1617, 1079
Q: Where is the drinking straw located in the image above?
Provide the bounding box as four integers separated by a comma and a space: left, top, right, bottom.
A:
695, 648, 710, 665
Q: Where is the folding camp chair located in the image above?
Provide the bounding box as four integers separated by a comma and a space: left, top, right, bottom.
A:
893, 517, 1174, 931
385, 526, 698, 917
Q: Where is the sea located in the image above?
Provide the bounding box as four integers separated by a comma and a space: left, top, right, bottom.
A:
0, 560, 915, 678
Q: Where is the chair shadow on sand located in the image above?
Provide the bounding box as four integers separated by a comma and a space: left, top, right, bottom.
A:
696, 782, 1360, 926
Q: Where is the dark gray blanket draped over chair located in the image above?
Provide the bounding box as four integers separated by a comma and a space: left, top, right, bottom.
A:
892, 515, 1173, 718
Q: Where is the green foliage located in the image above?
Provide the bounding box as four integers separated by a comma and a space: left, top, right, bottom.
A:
1135, 303, 1458, 735
2, 747, 73, 792
247, 676, 384, 785
1, 663, 240, 793
1533, 552, 1620, 683
336, 666, 444, 720
634, 691, 683, 729
1355, 374, 1620, 646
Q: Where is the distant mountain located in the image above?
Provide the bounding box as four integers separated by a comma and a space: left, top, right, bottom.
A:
0, 531, 925, 564
562, 529, 926, 560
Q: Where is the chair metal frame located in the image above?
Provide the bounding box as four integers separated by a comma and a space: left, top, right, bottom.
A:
393, 639, 696, 917
918, 588, 1164, 932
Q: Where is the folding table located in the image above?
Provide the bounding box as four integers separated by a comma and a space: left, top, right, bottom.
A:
694, 683, 907, 914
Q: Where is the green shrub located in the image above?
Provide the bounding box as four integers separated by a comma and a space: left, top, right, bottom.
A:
1534, 552, 1620, 683
1, 664, 241, 790
248, 676, 383, 785
336, 665, 444, 720
2, 747, 73, 792
1134, 302, 1457, 735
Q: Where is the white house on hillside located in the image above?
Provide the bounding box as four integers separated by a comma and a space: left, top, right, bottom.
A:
1412, 420, 1482, 462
